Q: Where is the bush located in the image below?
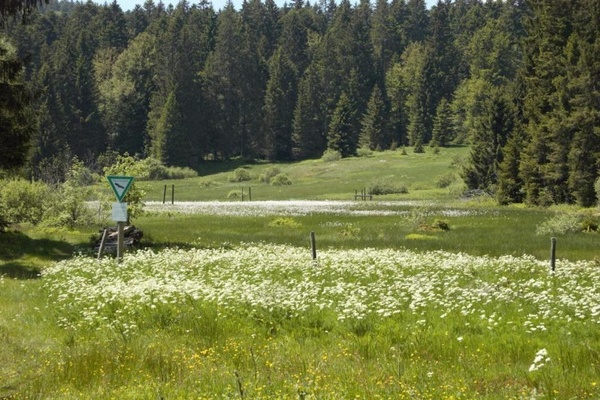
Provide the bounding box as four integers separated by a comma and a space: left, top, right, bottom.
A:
536, 213, 582, 236
227, 190, 242, 199
228, 168, 252, 182
268, 217, 302, 228
0, 179, 50, 225
431, 219, 450, 231
259, 166, 281, 184
368, 178, 408, 195
435, 173, 457, 189
321, 149, 342, 162
270, 173, 292, 186
356, 147, 373, 157
129, 158, 198, 181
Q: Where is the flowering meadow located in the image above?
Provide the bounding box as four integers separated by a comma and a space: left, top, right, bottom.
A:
34, 242, 600, 399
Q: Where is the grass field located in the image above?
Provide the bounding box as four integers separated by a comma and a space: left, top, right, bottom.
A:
2, 146, 600, 399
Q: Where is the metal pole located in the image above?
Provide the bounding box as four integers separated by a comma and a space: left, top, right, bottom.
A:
248, 187, 252, 201
163, 184, 167, 204
171, 184, 175, 204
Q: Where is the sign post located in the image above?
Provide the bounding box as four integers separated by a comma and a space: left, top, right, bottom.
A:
107, 176, 134, 261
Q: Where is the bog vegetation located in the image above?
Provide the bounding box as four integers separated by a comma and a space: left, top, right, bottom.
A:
1, 0, 600, 398
1, 147, 600, 399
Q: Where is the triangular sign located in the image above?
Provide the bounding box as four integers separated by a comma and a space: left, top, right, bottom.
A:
107, 175, 135, 202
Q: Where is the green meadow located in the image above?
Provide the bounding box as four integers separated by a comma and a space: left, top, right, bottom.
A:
2, 147, 600, 399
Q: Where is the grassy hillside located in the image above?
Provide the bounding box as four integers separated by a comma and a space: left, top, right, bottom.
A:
141, 147, 470, 202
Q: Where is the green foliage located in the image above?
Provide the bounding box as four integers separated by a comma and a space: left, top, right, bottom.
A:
103, 154, 146, 221
135, 158, 197, 181
227, 189, 242, 199
0, 36, 35, 171
41, 158, 100, 228
258, 166, 281, 184
0, 179, 50, 225
535, 213, 582, 236
270, 173, 292, 186
321, 149, 342, 162
435, 173, 457, 189
360, 85, 389, 151
431, 219, 450, 231
356, 147, 373, 158
268, 217, 302, 228
227, 168, 252, 182
368, 178, 408, 195
328, 92, 358, 158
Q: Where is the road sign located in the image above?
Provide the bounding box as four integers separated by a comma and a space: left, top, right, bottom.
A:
112, 202, 128, 222
107, 175, 134, 202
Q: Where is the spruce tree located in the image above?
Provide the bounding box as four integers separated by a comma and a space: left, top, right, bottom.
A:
360, 85, 389, 151
328, 92, 357, 157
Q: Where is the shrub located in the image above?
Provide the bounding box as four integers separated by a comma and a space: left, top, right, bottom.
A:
431, 219, 450, 231
321, 149, 342, 162
228, 168, 252, 182
268, 217, 302, 228
199, 180, 219, 188
435, 173, 457, 189
259, 166, 281, 184
227, 190, 242, 199
270, 173, 292, 186
536, 213, 582, 236
132, 158, 198, 180
356, 147, 373, 157
368, 178, 408, 195
0, 201, 8, 231
0, 179, 50, 225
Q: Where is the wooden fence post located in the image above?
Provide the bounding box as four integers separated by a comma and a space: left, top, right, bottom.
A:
550, 237, 556, 271
310, 231, 317, 261
163, 184, 167, 204
171, 184, 175, 204
97, 228, 108, 260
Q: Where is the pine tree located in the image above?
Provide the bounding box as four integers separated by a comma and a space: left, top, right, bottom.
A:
292, 64, 327, 159
462, 87, 514, 191
0, 36, 35, 170
263, 48, 297, 160
150, 90, 189, 166
360, 85, 389, 150
430, 97, 452, 147
328, 92, 357, 157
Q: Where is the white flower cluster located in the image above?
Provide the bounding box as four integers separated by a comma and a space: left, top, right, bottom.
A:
144, 200, 485, 218
529, 348, 551, 372
41, 244, 600, 337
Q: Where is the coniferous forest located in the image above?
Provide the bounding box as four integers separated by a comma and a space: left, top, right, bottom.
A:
1, 0, 599, 206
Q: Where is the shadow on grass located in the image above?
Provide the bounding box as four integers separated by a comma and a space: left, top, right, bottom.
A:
0, 231, 77, 279
196, 158, 259, 176
0, 261, 41, 279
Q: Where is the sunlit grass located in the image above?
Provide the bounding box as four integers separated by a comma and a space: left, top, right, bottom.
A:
140, 147, 469, 202
20, 243, 600, 399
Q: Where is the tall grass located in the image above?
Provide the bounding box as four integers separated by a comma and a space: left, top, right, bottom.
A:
16, 244, 600, 399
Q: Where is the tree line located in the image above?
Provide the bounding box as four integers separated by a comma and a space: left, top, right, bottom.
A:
1, 0, 599, 206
